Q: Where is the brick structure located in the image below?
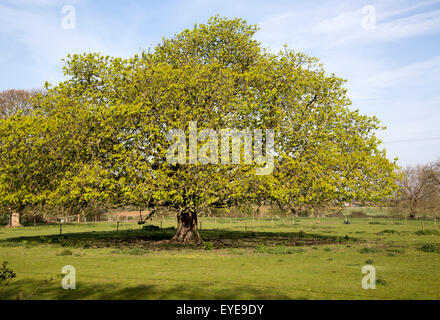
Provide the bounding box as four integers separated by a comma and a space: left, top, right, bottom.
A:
8, 212, 23, 227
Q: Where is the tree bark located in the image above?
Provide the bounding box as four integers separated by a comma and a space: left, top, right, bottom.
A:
172, 207, 201, 243
409, 202, 417, 219
289, 206, 297, 217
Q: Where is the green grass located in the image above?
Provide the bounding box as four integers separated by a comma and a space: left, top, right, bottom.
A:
0, 217, 440, 299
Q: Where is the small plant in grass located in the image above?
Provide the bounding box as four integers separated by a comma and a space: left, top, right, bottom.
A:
365, 259, 374, 264
0, 261, 16, 286
126, 248, 146, 255
227, 248, 244, 255
0, 242, 20, 248
203, 241, 214, 250
420, 243, 440, 253
254, 244, 304, 255
323, 247, 332, 252
415, 229, 440, 236
359, 247, 381, 254
254, 244, 266, 253
57, 249, 73, 256
378, 229, 397, 235
386, 248, 405, 254
376, 278, 387, 286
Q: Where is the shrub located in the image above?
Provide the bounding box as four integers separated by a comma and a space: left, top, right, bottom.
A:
420, 243, 440, 253
415, 230, 440, 236
57, 249, 73, 256
0, 212, 10, 226
50, 237, 60, 244
0, 261, 16, 286
203, 241, 214, 250
376, 278, 387, 286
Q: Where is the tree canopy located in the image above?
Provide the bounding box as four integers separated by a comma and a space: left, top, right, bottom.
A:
0, 16, 399, 241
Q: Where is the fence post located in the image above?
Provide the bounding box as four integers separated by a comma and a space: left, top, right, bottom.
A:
117, 221, 119, 232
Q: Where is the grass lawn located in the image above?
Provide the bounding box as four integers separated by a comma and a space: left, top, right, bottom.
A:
1, 216, 440, 299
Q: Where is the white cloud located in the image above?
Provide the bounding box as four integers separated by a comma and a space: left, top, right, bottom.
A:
256, 1, 440, 50
332, 9, 440, 46
347, 55, 440, 104
365, 56, 440, 89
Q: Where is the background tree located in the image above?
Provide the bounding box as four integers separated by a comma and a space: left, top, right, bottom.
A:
0, 111, 52, 222
397, 163, 440, 218
0, 89, 41, 119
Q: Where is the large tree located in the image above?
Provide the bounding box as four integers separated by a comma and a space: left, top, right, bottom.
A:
0, 16, 399, 240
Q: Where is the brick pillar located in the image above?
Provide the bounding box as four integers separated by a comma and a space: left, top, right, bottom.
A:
9, 212, 23, 227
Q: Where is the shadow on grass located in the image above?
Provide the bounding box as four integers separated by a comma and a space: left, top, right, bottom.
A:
0, 278, 293, 300
0, 227, 353, 250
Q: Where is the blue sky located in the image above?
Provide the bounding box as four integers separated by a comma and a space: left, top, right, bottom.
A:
1, 0, 439, 166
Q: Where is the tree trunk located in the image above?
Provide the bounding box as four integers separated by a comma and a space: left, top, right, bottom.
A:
409, 204, 416, 220
172, 208, 201, 243
290, 207, 296, 217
